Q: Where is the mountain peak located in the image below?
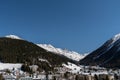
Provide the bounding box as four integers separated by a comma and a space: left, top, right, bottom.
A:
112, 33, 120, 43
5, 35, 22, 40
80, 33, 120, 68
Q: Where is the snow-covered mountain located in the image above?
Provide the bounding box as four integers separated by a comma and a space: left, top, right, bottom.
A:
5, 35, 87, 61
0, 36, 80, 71
111, 33, 120, 44
80, 33, 120, 68
5, 35, 22, 40
37, 44, 87, 61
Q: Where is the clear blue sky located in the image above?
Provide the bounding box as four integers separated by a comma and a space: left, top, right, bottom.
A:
0, 0, 120, 53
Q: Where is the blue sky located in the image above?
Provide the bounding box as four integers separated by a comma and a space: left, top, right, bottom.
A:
0, 0, 120, 53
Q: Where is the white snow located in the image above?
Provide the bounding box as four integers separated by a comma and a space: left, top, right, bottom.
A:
0, 63, 22, 70
39, 58, 49, 63
112, 33, 120, 44
39, 58, 52, 67
5, 35, 22, 40
62, 62, 81, 73
37, 44, 87, 61
82, 71, 108, 76
63, 62, 108, 75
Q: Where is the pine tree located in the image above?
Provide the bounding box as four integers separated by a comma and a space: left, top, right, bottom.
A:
75, 75, 79, 80
106, 75, 109, 80
0, 74, 3, 80
21, 64, 31, 73
114, 73, 118, 80
94, 74, 98, 80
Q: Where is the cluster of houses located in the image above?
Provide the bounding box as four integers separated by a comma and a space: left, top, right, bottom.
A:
0, 65, 120, 80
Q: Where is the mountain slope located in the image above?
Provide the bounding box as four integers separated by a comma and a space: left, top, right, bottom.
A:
80, 33, 120, 68
0, 37, 77, 71
37, 44, 87, 61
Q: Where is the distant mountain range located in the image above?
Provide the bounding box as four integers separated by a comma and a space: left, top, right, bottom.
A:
80, 33, 120, 68
5, 35, 87, 61
0, 35, 79, 72
7, 33, 120, 69
37, 44, 87, 61
0, 34, 87, 72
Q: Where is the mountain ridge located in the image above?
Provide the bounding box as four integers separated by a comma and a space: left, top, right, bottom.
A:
80, 33, 120, 68
5, 35, 22, 40
0, 36, 78, 72
5, 34, 87, 61
37, 44, 87, 61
